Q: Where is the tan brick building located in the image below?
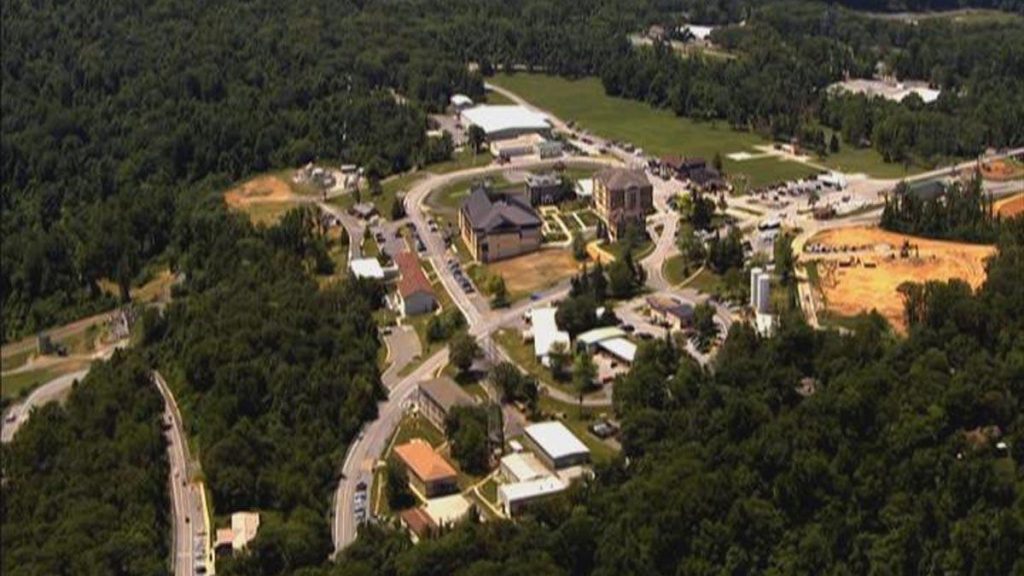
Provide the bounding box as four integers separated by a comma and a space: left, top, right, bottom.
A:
459, 186, 542, 263
593, 168, 653, 241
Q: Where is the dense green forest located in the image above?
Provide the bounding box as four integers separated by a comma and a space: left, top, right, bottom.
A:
5, 0, 1023, 340
149, 196, 385, 574
603, 2, 1024, 164
319, 219, 1024, 576
0, 353, 171, 576
3, 1, 1024, 575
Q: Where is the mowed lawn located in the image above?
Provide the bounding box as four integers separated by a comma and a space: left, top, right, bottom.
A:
491, 73, 918, 182
490, 74, 816, 187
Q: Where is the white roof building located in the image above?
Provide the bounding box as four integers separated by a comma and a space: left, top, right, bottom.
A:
575, 178, 595, 198
524, 421, 590, 465
500, 452, 552, 483
215, 511, 260, 553
531, 307, 570, 366
461, 105, 551, 140
597, 337, 637, 363
424, 493, 473, 527
576, 326, 627, 346
349, 257, 385, 280
681, 24, 715, 41
450, 94, 474, 108
498, 476, 568, 516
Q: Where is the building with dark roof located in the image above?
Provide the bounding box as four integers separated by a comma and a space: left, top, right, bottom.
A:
459, 185, 542, 263
593, 168, 653, 241
525, 173, 566, 205
646, 296, 695, 331
689, 166, 726, 191
660, 156, 707, 180
395, 252, 436, 316
418, 377, 475, 430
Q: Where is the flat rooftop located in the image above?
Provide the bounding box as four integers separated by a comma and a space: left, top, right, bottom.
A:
462, 105, 551, 136
524, 421, 590, 462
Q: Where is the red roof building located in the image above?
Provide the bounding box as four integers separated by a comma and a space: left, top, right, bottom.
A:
394, 252, 436, 316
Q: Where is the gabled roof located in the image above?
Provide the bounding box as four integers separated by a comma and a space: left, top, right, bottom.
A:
661, 155, 706, 172
647, 296, 694, 320
394, 439, 458, 483
461, 188, 541, 233
419, 377, 474, 413
395, 252, 434, 299
595, 168, 651, 191
399, 507, 436, 538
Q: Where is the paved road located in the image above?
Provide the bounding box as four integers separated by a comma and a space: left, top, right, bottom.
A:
318, 201, 366, 261
2, 368, 91, 443
331, 286, 569, 553
154, 371, 210, 576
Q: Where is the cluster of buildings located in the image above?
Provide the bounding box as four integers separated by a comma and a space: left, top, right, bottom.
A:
829, 77, 941, 104
348, 250, 437, 317
498, 421, 591, 516
450, 97, 563, 160
456, 166, 654, 263
524, 306, 637, 383
657, 155, 726, 192
389, 375, 593, 542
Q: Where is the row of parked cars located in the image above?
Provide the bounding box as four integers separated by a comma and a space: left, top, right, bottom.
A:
447, 259, 475, 293
353, 481, 368, 524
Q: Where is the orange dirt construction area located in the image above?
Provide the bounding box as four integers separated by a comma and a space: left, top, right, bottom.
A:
805, 226, 995, 332
994, 193, 1024, 219
980, 159, 1024, 182
224, 175, 298, 209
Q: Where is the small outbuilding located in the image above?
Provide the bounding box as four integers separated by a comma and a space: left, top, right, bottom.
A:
349, 257, 385, 281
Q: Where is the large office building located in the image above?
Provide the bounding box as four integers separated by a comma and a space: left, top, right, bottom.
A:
459, 186, 542, 263
593, 167, 654, 241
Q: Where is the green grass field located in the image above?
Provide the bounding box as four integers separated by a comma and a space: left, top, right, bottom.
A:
2, 361, 90, 400
490, 74, 817, 186
426, 148, 494, 175
490, 73, 918, 182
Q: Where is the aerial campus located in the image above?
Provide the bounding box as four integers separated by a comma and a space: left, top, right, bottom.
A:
2, 3, 1024, 576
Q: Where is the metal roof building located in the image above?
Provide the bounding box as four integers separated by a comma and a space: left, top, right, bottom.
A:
348, 258, 385, 280
498, 476, 568, 517
461, 105, 551, 140
529, 307, 570, 366
524, 421, 590, 470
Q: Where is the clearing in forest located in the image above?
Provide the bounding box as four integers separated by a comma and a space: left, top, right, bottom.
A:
805, 227, 994, 332
224, 175, 306, 224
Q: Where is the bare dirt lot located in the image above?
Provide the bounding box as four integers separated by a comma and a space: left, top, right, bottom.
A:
995, 193, 1024, 219
224, 175, 305, 224
807, 227, 994, 331
486, 249, 585, 296
981, 159, 1024, 182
